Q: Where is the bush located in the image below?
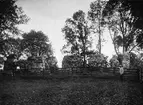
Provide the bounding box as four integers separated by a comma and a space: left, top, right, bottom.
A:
109, 55, 119, 68
87, 53, 108, 68
62, 55, 83, 68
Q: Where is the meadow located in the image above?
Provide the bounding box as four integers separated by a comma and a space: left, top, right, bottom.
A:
0, 77, 143, 105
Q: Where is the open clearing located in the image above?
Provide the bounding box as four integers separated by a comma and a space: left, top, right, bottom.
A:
0, 78, 143, 105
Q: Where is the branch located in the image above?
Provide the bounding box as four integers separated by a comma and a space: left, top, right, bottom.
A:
129, 42, 143, 53
128, 43, 139, 53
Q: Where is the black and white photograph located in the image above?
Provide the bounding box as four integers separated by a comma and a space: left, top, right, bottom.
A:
0, 0, 143, 104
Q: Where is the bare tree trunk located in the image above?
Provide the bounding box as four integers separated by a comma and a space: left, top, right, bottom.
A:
99, 24, 101, 54
43, 68, 45, 77
98, 0, 102, 54
109, 29, 119, 56
82, 24, 86, 68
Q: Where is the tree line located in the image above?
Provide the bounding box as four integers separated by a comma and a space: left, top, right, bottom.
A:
61, 0, 143, 69
0, 0, 57, 72
1, 0, 143, 72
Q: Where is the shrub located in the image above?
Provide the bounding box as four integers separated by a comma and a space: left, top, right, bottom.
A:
87, 53, 108, 68
62, 55, 83, 68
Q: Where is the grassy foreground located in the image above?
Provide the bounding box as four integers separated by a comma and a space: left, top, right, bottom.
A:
0, 78, 143, 105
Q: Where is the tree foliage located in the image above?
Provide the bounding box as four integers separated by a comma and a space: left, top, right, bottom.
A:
104, 0, 143, 29
103, 0, 143, 51
21, 30, 53, 58
0, 0, 29, 35
87, 52, 108, 68
21, 30, 56, 72
46, 56, 58, 73
0, 0, 29, 62
88, 0, 107, 53
0, 37, 22, 61
62, 55, 83, 68
109, 55, 119, 68
5, 38, 21, 56
62, 10, 92, 67
103, 1, 142, 54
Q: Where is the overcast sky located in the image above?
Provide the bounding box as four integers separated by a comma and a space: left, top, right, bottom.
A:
17, 0, 115, 67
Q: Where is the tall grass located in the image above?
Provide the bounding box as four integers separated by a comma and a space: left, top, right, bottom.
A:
0, 79, 143, 105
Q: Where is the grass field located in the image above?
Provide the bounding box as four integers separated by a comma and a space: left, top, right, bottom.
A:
0, 78, 143, 105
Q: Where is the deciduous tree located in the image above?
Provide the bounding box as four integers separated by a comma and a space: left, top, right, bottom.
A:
103, 1, 142, 55
62, 10, 92, 67
88, 0, 107, 54
0, 0, 29, 35
103, 0, 143, 52
21, 30, 53, 58
0, 0, 29, 61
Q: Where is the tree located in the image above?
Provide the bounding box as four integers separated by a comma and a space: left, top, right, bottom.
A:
88, 0, 107, 54
0, 36, 23, 73
46, 56, 58, 74
62, 10, 92, 67
103, 0, 143, 51
0, 0, 29, 62
21, 30, 56, 74
1, 38, 22, 58
104, 0, 143, 29
0, 0, 29, 35
103, 1, 142, 55
21, 30, 53, 58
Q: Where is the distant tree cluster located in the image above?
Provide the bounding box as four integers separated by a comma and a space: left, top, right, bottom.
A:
103, 0, 143, 69
0, 0, 58, 73
62, 0, 143, 70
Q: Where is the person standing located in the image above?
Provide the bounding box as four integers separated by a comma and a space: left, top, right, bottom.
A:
119, 65, 124, 81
